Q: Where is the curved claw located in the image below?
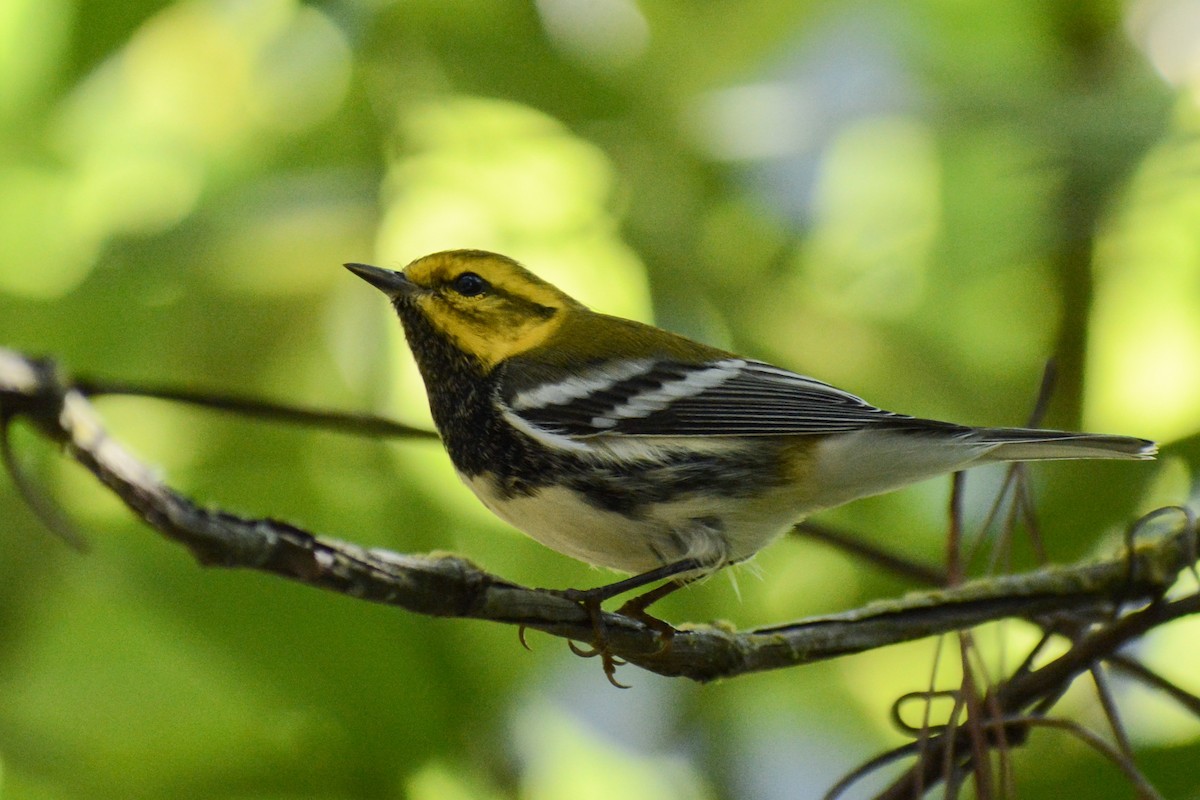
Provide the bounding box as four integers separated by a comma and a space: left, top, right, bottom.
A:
517, 625, 533, 652
567, 639, 629, 687
553, 575, 692, 687
568, 640, 600, 658
602, 655, 631, 689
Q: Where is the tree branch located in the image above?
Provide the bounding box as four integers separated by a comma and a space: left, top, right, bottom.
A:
1, 348, 1195, 686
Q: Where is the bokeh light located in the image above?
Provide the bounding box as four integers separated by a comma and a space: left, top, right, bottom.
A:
0, 1, 1196, 798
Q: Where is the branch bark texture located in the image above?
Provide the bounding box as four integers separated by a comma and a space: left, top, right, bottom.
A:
1, 348, 1194, 684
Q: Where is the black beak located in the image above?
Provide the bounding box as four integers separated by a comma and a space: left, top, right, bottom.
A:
344, 263, 415, 296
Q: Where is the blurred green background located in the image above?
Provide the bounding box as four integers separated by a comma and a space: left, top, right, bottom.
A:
2, 0, 1200, 798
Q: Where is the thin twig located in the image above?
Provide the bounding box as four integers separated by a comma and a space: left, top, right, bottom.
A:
1108, 654, 1200, 716
792, 521, 946, 586
871, 595, 1200, 800
823, 738, 930, 800
76, 379, 441, 441
915, 639, 949, 797
1090, 663, 1135, 762
0, 413, 89, 551
1009, 717, 1163, 800
948, 471, 966, 587
959, 633, 995, 800
1027, 359, 1058, 430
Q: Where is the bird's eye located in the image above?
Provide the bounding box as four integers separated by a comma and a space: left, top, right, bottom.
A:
452, 272, 487, 297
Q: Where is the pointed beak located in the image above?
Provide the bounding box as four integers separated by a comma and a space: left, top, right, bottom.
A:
344, 263, 416, 297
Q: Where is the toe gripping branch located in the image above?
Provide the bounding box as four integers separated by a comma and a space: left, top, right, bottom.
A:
561, 564, 703, 688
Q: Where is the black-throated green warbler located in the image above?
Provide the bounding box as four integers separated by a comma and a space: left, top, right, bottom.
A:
346, 250, 1155, 620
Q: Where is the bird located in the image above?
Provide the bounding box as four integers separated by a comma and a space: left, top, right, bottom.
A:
346, 250, 1155, 676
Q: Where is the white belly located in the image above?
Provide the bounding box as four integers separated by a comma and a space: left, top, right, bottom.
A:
460, 473, 802, 574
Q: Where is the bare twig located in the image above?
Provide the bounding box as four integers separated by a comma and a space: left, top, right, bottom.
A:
791, 521, 946, 586
1001, 717, 1163, 800
75, 378, 440, 441
871, 595, 1200, 799
1090, 663, 1135, 762
1, 411, 89, 551
1109, 654, 1200, 716
1, 347, 1195, 691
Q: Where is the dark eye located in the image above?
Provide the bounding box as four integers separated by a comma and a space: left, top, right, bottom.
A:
452, 272, 487, 297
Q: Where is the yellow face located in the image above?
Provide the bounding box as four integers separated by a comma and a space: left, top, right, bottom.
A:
400, 250, 581, 369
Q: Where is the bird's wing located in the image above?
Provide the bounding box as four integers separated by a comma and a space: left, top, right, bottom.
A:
498, 357, 917, 438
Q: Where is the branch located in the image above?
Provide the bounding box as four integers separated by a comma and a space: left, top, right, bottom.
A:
1, 348, 1195, 685
871, 594, 1200, 800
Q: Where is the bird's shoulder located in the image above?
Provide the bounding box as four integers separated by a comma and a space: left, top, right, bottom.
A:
494, 312, 904, 439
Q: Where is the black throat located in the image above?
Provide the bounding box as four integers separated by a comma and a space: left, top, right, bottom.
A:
392, 299, 532, 479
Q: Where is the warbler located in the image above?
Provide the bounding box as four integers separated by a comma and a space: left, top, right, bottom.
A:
346, 250, 1155, 605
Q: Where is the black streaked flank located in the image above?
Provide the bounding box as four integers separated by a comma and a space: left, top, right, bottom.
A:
391, 294, 790, 514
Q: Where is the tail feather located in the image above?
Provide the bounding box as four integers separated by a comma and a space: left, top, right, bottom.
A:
975, 427, 1157, 462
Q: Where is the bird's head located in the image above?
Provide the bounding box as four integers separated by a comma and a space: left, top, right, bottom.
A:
346, 250, 583, 371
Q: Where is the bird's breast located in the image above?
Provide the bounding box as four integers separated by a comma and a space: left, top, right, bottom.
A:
456, 440, 813, 574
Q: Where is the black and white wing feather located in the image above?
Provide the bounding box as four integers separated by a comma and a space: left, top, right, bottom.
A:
498, 357, 920, 439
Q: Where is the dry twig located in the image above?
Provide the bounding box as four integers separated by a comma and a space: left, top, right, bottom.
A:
2, 347, 1197, 798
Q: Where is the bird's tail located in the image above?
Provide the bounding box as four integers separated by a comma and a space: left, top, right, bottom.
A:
975, 427, 1157, 462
